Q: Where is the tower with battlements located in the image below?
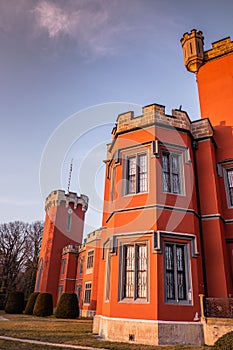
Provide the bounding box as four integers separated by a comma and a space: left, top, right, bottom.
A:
35, 190, 88, 305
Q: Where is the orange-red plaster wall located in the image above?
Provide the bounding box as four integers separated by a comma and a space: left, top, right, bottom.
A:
35, 202, 85, 306
97, 122, 204, 321
197, 54, 233, 163
197, 54, 233, 127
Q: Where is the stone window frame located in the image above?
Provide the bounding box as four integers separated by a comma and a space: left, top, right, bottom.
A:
76, 284, 82, 304
118, 240, 149, 303
79, 257, 84, 274
224, 166, 233, 208
164, 241, 192, 305
110, 165, 116, 203
84, 281, 92, 304
122, 149, 149, 196
104, 245, 112, 302
86, 250, 94, 271
61, 258, 66, 275
161, 149, 185, 196
57, 285, 63, 302
66, 208, 73, 232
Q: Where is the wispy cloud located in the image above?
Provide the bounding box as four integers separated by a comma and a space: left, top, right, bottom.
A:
33, 0, 130, 57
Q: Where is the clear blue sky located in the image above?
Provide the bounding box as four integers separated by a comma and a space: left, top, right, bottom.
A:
1, 0, 233, 236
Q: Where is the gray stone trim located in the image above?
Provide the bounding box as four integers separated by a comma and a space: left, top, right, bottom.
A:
153, 230, 199, 257
105, 203, 199, 223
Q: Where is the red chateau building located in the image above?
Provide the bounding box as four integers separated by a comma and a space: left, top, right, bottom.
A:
35, 30, 233, 346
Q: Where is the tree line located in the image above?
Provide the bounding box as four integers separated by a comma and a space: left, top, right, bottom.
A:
0, 220, 43, 303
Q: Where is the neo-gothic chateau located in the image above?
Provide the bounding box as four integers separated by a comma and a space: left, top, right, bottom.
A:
35, 30, 233, 346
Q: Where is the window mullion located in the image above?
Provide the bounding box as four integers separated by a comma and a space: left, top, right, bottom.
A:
134, 244, 137, 300
173, 245, 178, 302
170, 154, 173, 193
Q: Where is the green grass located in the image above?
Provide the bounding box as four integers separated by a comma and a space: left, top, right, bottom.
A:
0, 311, 210, 350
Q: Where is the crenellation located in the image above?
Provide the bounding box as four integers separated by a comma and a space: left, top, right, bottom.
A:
204, 37, 233, 62
115, 103, 192, 134
191, 118, 213, 139
45, 189, 89, 212
62, 244, 79, 255
78, 228, 102, 252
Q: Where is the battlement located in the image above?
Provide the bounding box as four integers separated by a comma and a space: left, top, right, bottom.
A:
204, 37, 233, 62
115, 103, 191, 134
181, 29, 233, 73
78, 228, 103, 252
45, 190, 89, 212
62, 244, 79, 255
191, 118, 214, 139
105, 104, 216, 161
180, 29, 204, 73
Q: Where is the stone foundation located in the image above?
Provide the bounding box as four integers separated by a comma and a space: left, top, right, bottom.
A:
93, 315, 204, 346
202, 317, 233, 346
80, 309, 96, 318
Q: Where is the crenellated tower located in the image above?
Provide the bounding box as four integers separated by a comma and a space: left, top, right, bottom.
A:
35, 190, 88, 306
180, 29, 204, 73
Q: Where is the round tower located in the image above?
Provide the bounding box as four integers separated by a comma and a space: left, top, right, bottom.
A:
180, 29, 204, 73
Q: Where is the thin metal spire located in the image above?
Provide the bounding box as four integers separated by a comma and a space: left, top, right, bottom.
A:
67, 158, 73, 194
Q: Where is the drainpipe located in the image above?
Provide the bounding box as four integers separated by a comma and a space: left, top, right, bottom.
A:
192, 139, 208, 298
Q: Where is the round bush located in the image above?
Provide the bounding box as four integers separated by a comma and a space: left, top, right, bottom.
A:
213, 331, 233, 350
55, 292, 79, 319
4, 291, 25, 314
24, 292, 40, 315
33, 292, 53, 317
0, 293, 6, 310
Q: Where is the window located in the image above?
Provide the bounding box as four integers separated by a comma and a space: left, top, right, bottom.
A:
76, 284, 82, 303
61, 259, 66, 275
86, 250, 94, 269
58, 285, 63, 301
66, 209, 73, 232
35, 258, 43, 292
110, 166, 116, 202
164, 243, 191, 304
120, 243, 148, 300
162, 152, 182, 194
225, 168, 233, 206
79, 257, 84, 274
125, 153, 148, 194
84, 282, 92, 304
105, 249, 111, 301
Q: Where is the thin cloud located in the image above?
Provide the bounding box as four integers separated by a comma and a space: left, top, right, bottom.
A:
33, 0, 130, 57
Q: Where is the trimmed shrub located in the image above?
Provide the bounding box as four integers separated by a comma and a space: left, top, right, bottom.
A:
213, 331, 233, 350
33, 292, 53, 317
55, 292, 79, 319
4, 291, 25, 314
24, 292, 40, 315
0, 293, 6, 310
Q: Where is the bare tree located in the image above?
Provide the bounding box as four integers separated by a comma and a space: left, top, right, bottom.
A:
0, 221, 43, 299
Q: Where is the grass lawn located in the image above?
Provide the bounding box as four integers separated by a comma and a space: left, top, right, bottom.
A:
0, 311, 211, 350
